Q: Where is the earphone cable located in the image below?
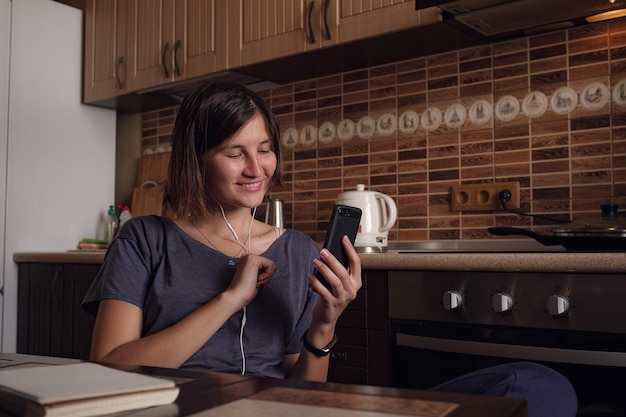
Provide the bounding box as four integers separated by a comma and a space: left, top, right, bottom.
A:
218, 204, 257, 375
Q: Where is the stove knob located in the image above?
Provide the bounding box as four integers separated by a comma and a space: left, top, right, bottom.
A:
547, 294, 570, 317
443, 290, 463, 310
492, 292, 514, 313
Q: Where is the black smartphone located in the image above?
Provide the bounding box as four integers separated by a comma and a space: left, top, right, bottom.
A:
315, 205, 362, 289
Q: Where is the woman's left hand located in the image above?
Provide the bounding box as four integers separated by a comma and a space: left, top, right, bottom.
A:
309, 235, 362, 326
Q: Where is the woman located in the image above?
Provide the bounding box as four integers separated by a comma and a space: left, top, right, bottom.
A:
83, 81, 577, 417
82, 81, 360, 381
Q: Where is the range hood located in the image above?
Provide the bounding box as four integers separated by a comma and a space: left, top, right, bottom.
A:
418, 0, 626, 40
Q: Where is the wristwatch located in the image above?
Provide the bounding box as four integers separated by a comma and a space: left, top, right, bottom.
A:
302, 330, 339, 357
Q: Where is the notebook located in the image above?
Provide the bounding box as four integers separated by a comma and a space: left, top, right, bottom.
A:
0, 362, 180, 417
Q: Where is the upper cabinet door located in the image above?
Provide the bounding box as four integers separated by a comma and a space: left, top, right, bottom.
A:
126, 0, 174, 92
237, 0, 432, 67
239, 0, 312, 66
335, 0, 429, 44
83, 0, 128, 103
126, 0, 227, 93
175, 0, 228, 81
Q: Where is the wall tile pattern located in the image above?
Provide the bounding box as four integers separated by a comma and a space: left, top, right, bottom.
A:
141, 19, 626, 243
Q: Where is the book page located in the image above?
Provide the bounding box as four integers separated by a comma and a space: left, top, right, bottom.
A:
0, 362, 176, 404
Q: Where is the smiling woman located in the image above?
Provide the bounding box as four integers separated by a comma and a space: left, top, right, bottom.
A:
81, 81, 363, 384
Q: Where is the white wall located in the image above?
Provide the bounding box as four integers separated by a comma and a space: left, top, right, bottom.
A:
1, 0, 116, 352
0, 0, 10, 348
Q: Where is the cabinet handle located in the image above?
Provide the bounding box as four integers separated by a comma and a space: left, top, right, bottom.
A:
306, 1, 316, 44
173, 40, 182, 77
115, 56, 124, 90
162, 42, 170, 79
322, 0, 331, 40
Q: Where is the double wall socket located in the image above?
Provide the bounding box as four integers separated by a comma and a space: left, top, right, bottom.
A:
451, 181, 520, 211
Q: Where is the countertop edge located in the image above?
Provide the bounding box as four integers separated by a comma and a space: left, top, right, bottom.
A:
13, 251, 107, 264
359, 252, 626, 274
13, 251, 626, 273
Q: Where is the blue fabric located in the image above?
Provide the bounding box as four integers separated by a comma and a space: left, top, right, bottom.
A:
429, 362, 577, 417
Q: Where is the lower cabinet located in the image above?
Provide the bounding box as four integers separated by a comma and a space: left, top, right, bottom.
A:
17, 263, 101, 360
16, 262, 390, 381
328, 270, 389, 386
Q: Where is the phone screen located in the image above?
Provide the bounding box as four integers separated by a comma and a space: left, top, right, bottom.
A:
315, 205, 362, 289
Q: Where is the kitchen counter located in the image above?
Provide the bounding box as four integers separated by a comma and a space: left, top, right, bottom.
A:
14, 250, 106, 264
13, 247, 626, 274
359, 252, 626, 273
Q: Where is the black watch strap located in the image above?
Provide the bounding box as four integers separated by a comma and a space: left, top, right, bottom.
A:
302, 330, 339, 357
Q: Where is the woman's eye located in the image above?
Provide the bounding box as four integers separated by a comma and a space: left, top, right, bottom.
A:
227, 153, 242, 159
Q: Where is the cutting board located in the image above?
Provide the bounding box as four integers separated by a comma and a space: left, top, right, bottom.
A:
132, 183, 164, 216
136, 152, 170, 186
132, 152, 170, 216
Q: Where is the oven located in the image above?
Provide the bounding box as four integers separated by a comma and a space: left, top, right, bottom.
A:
388, 269, 626, 416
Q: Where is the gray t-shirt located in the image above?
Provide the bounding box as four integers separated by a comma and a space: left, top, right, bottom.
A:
82, 215, 320, 378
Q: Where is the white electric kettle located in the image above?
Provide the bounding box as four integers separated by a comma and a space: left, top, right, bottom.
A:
336, 184, 397, 252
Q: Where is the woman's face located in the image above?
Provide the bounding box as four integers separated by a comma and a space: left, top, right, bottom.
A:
203, 112, 277, 210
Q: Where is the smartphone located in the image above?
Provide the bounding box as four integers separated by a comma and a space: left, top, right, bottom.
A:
315, 205, 362, 289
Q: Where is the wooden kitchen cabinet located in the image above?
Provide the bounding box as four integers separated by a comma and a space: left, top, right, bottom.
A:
17, 263, 100, 360
125, 0, 229, 93
236, 0, 433, 67
335, 0, 436, 45
83, 0, 128, 103
328, 270, 389, 386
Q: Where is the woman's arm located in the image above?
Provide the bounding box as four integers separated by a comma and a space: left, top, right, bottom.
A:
285, 235, 362, 381
90, 253, 275, 368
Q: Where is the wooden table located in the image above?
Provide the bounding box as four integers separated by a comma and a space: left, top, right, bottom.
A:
0, 353, 527, 417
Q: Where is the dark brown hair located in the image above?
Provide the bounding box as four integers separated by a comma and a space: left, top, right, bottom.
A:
165, 82, 282, 220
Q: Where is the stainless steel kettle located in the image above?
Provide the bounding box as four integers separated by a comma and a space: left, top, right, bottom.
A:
336, 184, 397, 252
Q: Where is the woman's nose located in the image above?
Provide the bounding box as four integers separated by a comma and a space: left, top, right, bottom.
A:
244, 155, 263, 177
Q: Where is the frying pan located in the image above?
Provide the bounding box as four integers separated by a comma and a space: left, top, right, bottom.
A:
488, 204, 626, 251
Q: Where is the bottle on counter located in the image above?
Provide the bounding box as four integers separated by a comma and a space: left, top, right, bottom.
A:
104, 205, 118, 244
119, 205, 132, 229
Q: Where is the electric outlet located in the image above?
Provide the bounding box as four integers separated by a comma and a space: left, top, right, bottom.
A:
451, 182, 520, 211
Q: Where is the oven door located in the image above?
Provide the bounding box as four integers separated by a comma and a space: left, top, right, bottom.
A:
388, 270, 626, 416
391, 320, 626, 416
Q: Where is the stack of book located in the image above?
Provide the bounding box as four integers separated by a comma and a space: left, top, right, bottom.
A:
0, 362, 180, 417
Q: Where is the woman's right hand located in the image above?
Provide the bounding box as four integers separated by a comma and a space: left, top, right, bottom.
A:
226, 253, 276, 308
90, 253, 276, 368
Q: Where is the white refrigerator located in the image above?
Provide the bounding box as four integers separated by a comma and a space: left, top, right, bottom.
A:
0, 0, 116, 352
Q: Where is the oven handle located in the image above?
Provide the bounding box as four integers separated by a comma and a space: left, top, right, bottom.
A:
397, 333, 626, 367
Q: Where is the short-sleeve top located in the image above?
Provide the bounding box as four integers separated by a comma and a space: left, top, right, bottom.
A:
82, 215, 320, 378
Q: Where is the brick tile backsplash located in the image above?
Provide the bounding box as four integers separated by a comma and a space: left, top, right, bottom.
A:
142, 18, 626, 243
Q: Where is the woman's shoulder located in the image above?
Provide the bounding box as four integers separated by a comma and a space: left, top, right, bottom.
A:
117, 215, 177, 240
278, 229, 320, 252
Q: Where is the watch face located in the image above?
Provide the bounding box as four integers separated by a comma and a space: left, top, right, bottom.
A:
302, 331, 339, 356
